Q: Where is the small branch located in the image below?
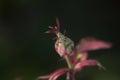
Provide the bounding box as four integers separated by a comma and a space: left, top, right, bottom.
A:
66, 70, 75, 80
64, 55, 73, 69
64, 55, 75, 80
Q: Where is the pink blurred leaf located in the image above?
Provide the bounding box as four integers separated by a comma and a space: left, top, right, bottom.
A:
56, 17, 60, 30
49, 68, 68, 80
76, 37, 112, 52
37, 74, 50, 79
74, 59, 105, 71
45, 26, 58, 34
37, 68, 68, 80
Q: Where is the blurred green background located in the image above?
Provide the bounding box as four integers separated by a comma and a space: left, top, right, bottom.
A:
0, 0, 120, 80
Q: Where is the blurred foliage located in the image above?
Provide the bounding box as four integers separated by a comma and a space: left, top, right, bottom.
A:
0, 0, 120, 80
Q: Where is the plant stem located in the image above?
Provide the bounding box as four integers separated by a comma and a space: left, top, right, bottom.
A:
66, 70, 75, 80
64, 55, 73, 69
64, 55, 75, 80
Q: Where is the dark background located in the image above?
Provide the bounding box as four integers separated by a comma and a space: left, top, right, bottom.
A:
0, 0, 120, 80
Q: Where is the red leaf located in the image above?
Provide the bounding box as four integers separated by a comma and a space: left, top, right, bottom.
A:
49, 68, 68, 80
37, 68, 68, 80
37, 74, 50, 79
56, 17, 60, 31
76, 37, 111, 52
74, 59, 105, 71
45, 26, 57, 34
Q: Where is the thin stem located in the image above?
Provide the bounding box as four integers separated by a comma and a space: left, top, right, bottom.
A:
64, 55, 75, 80
64, 55, 73, 69
66, 70, 75, 80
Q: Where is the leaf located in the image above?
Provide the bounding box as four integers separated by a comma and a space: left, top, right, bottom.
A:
76, 37, 111, 52
56, 17, 60, 31
45, 26, 57, 34
37, 68, 68, 80
74, 59, 105, 71
49, 68, 68, 80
